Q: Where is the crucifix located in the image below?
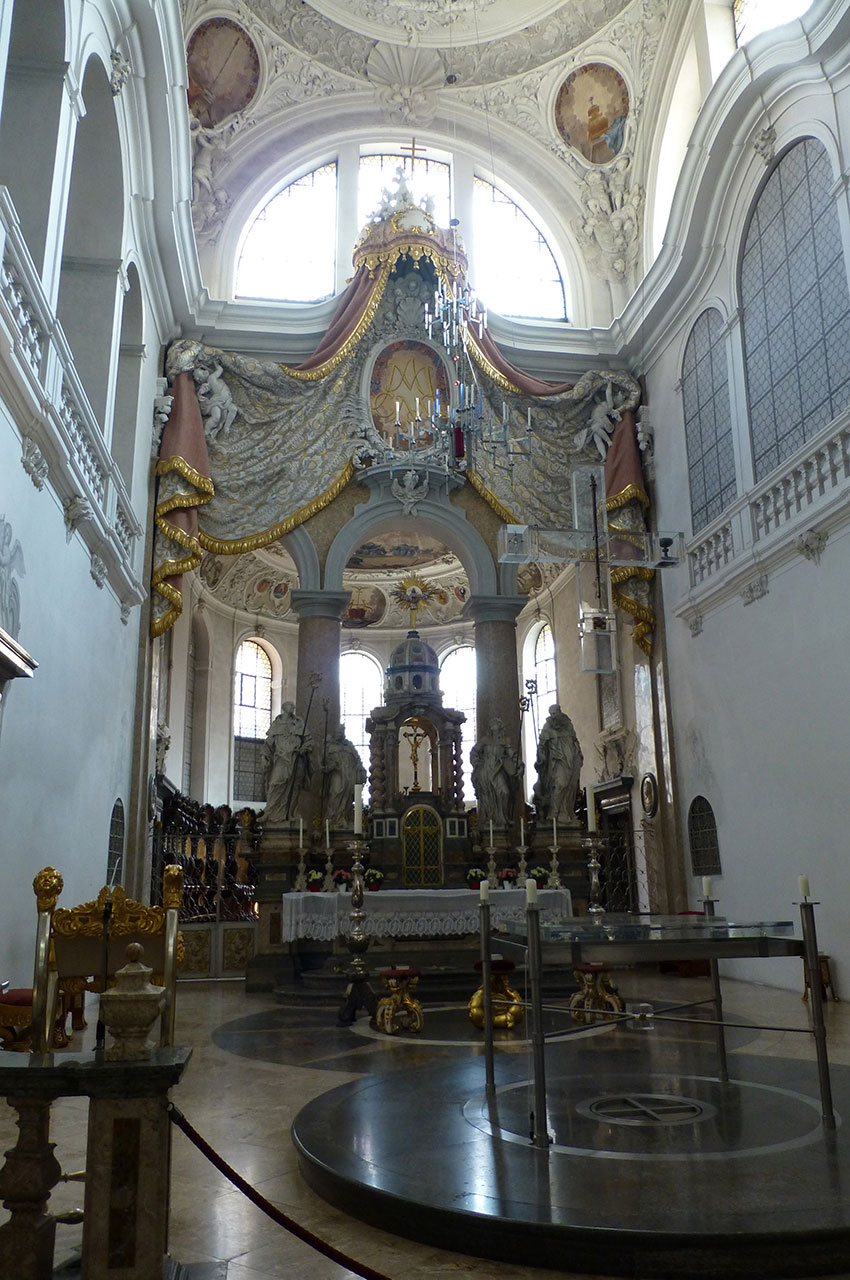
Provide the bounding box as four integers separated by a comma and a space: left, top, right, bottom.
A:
402, 718, 429, 792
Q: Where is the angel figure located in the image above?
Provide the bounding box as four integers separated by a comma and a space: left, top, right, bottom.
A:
0, 517, 25, 638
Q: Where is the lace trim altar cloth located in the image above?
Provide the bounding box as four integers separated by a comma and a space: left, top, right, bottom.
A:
280, 887, 573, 943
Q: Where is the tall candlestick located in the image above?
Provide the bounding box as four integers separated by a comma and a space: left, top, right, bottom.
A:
525, 877, 538, 905
299, 818, 303, 850
325, 819, 330, 850
552, 817, 557, 846
353, 784, 363, 835
587, 787, 597, 833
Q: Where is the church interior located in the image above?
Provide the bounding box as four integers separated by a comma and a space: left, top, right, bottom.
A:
2, 0, 850, 1276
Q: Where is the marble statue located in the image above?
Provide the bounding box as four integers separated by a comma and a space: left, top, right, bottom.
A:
262, 702, 313, 823
470, 717, 523, 827
323, 725, 367, 828
533, 705, 583, 827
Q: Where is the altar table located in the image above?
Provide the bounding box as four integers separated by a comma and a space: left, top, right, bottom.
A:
280, 887, 573, 944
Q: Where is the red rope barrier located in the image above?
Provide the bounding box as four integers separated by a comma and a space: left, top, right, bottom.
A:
168, 1102, 394, 1280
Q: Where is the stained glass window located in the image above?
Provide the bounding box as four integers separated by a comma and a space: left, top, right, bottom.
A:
236, 162, 337, 301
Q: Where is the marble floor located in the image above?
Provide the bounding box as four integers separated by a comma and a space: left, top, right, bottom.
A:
3, 972, 850, 1280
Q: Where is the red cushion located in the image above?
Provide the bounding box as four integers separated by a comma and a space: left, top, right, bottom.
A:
0, 988, 33, 1007
381, 967, 420, 980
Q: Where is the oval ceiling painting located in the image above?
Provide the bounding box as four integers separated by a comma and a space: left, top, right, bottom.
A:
187, 19, 260, 128
555, 63, 629, 165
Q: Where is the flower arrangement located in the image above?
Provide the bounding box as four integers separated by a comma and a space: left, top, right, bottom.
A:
498, 866, 519, 887
306, 868, 324, 889
529, 866, 549, 887
466, 867, 487, 887
332, 868, 352, 887
363, 867, 384, 887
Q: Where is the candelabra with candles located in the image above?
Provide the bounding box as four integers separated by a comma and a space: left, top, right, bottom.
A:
293, 817, 307, 891
337, 786, 377, 1025
546, 819, 561, 889
583, 786, 605, 915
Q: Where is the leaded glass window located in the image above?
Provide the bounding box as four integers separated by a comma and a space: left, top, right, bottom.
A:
473, 177, 567, 320
233, 640, 272, 803
688, 796, 722, 876
740, 138, 850, 481
524, 622, 558, 801
340, 650, 382, 804
439, 645, 476, 806
359, 153, 451, 229
236, 162, 337, 301
682, 309, 737, 532
107, 799, 125, 887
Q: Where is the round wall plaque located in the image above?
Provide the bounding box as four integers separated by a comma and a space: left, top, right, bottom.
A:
640, 772, 658, 817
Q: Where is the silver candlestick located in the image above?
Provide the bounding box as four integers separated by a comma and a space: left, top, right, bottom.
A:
516, 844, 529, 883
486, 843, 498, 889
583, 835, 605, 916
546, 844, 561, 889
293, 836, 307, 892
322, 840, 334, 892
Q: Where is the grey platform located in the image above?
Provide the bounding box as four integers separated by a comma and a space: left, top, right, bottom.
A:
291, 1015, 850, 1279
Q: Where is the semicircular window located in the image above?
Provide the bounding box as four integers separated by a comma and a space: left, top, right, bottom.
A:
236, 162, 337, 302
687, 795, 721, 877
472, 177, 567, 321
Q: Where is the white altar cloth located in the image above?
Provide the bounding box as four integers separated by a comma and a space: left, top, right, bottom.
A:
280, 887, 573, 943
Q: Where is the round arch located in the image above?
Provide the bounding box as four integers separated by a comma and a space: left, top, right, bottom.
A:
324, 488, 500, 599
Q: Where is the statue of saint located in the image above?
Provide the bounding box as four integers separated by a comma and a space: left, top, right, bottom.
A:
533, 705, 583, 827
262, 702, 312, 823
323, 725, 367, 828
470, 717, 523, 827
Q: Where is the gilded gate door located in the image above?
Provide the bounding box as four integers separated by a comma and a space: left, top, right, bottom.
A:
402, 805, 443, 886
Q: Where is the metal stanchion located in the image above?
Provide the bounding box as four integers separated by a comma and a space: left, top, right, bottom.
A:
800, 897, 835, 1129
479, 895, 496, 1101
702, 895, 728, 1082
526, 898, 550, 1149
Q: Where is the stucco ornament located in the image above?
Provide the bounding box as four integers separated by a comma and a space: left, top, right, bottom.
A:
572, 156, 644, 281
391, 468, 430, 516
21, 436, 48, 490
193, 359, 240, 440
366, 44, 445, 125
110, 49, 131, 96
64, 495, 94, 542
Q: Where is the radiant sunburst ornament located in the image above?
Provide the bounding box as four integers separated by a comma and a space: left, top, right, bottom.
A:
391, 572, 437, 628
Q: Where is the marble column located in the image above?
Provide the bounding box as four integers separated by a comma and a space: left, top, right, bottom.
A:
290, 589, 349, 833
467, 596, 525, 747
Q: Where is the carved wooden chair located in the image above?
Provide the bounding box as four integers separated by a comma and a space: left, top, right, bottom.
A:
27, 865, 185, 1053
0, 868, 67, 1050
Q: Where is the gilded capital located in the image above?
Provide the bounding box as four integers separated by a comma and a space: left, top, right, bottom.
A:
33, 866, 64, 913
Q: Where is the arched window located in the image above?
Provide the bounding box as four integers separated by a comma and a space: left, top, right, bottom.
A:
523, 622, 558, 801
236, 162, 338, 301
473, 177, 567, 320
439, 645, 477, 806
741, 138, 850, 482
734, 0, 813, 45
682, 309, 737, 532
107, 799, 125, 887
687, 796, 722, 876
340, 650, 383, 804
233, 640, 273, 803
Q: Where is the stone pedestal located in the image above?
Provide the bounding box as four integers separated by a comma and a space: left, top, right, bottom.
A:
0, 1049, 191, 1280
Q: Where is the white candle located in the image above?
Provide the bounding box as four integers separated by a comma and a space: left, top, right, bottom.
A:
299, 818, 303, 850
480, 881, 490, 903
552, 817, 557, 846
702, 876, 712, 899
395, 400, 400, 421
489, 820, 494, 847
353, 784, 363, 835
325, 819, 330, 850
799, 875, 810, 899
525, 877, 538, 905
520, 817, 525, 846
587, 787, 597, 833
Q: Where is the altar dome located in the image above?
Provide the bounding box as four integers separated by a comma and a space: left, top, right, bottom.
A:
385, 630, 442, 704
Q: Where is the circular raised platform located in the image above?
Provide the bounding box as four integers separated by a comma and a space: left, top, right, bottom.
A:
292, 1023, 850, 1278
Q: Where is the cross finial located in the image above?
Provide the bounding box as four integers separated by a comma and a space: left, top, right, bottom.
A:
400, 137, 423, 169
